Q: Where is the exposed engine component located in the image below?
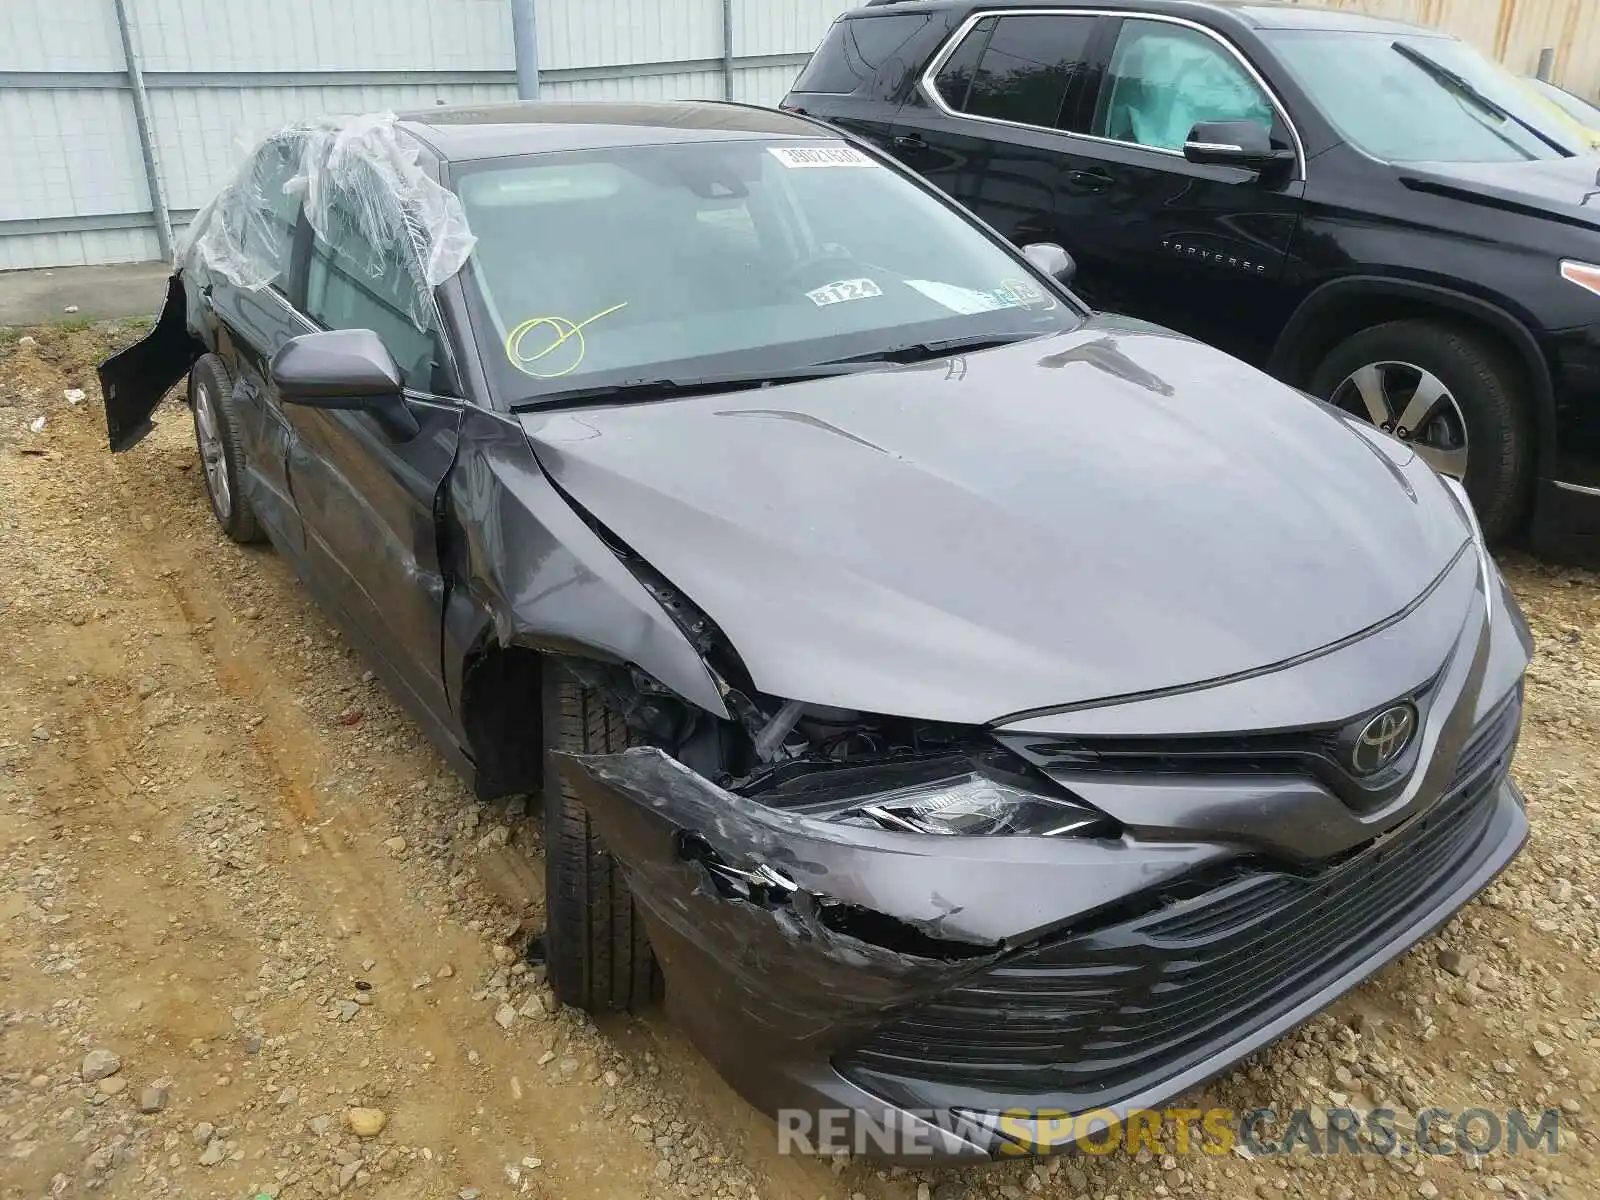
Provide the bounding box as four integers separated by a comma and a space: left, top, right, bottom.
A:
565, 525, 1110, 834
753, 698, 807, 763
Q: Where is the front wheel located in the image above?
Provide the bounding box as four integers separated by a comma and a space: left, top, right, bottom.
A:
541, 672, 661, 1012
1308, 320, 1529, 542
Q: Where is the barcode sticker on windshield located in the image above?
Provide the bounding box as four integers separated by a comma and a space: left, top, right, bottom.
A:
769, 145, 872, 169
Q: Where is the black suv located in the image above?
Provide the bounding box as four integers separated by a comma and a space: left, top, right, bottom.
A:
784, 0, 1600, 555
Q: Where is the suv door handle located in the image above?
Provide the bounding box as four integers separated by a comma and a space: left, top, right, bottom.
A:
893, 134, 927, 150
1069, 168, 1114, 191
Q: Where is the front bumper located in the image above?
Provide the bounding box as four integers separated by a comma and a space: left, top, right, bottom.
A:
840, 767, 1527, 1160
558, 713, 1525, 1163
554, 548, 1530, 1163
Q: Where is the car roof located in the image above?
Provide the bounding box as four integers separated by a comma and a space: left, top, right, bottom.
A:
1227, 1, 1437, 33
396, 100, 828, 161
859, 0, 1437, 36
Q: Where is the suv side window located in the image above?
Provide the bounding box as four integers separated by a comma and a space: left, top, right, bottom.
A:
792, 13, 930, 94
303, 183, 452, 395
930, 16, 996, 112
242, 137, 304, 287
1091, 20, 1276, 152
933, 15, 1097, 128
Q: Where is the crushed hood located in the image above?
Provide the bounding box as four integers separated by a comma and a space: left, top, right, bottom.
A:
520, 320, 1470, 724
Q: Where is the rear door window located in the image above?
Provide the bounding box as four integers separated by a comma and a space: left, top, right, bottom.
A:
937, 14, 1098, 128
241, 136, 304, 290
930, 16, 996, 113
793, 14, 930, 94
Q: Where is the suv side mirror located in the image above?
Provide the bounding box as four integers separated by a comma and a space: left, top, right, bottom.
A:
1022, 242, 1076, 285
1183, 121, 1295, 172
271, 329, 420, 439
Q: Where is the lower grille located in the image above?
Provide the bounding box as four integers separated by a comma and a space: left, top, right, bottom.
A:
839, 699, 1519, 1111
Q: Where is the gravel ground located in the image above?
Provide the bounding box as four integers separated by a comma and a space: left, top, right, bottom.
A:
1, 323, 1597, 1200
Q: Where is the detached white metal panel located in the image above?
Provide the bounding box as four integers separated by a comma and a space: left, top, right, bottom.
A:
0, 0, 849, 272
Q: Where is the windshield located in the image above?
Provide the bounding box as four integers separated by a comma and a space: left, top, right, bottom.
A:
1523, 76, 1600, 135
452, 139, 1081, 405
1264, 29, 1583, 162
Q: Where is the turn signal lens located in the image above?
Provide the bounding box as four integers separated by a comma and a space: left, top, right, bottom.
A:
1560, 260, 1600, 297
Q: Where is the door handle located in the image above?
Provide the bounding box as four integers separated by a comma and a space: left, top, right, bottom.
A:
1069, 169, 1114, 191
893, 134, 927, 150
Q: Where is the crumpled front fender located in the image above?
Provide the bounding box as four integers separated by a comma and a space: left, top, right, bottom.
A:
98, 274, 204, 452
555, 748, 1231, 1119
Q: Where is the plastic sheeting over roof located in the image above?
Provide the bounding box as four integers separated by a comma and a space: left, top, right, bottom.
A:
179, 113, 476, 331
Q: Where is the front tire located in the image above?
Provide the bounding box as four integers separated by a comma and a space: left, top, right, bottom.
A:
189, 355, 264, 545
541, 672, 661, 1012
1309, 320, 1529, 542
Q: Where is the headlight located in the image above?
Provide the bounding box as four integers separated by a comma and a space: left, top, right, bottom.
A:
835, 772, 1116, 838
737, 701, 1119, 838
1561, 260, 1600, 297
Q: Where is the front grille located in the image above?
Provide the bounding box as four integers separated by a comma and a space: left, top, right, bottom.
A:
996, 672, 1447, 782
839, 696, 1520, 1112
998, 674, 1522, 817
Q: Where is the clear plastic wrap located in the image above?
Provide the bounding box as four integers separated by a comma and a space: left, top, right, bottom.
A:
180, 112, 476, 331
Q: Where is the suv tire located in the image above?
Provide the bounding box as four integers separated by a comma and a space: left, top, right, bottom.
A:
190, 355, 265, 545
542, 672, 661, 1012
1309, 320, 1528, 542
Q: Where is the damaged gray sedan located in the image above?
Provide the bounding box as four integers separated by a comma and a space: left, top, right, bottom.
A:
98, 101, 1531, 1162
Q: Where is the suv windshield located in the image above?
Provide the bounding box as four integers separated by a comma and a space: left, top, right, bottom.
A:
1264, 29, 1582, 162
452, 139, 1080, 405
1522, 76, 1600, 140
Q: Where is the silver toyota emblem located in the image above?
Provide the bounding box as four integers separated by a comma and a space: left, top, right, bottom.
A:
1349, 704, 1417, 775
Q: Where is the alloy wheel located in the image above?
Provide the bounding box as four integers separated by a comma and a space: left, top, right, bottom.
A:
1329, 360, 1469, 479
194, 379, 233, 520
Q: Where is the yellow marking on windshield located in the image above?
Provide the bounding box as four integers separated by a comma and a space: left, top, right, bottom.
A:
505, 302, 629, 378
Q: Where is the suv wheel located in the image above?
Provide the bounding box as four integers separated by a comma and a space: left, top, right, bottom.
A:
542, 672, 661, 1012
190, 355, 265, 544
1309, 320, 1528, 542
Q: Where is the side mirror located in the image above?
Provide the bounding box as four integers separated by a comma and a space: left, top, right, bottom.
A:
270, 329, 419, 439
1182, 121, 1295, 172
1022, 242, 1076, 285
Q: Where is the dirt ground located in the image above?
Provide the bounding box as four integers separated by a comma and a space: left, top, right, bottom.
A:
1, 323, 1598, 1200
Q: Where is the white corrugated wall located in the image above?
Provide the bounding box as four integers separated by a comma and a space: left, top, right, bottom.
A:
0, 0, 852, 270
9, 0, 1600, 272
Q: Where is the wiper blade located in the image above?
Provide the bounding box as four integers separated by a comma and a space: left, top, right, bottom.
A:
510, 334, 1042, 410
825, 330, 1042, 366
510, 362, 888, 411
1391, 41, 1573, 156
